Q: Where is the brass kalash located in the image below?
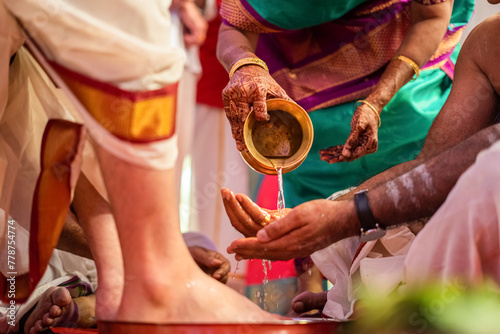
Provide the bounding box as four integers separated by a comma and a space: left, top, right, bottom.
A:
241, 98, 314, 175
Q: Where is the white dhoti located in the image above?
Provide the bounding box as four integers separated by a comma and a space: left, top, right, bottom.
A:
312, 225, 419, 320
4, 0, 185, 170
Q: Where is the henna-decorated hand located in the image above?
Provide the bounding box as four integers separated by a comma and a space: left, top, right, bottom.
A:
320, 103, 380, 163
221, 188, 288, 238
222, 65, 291, 151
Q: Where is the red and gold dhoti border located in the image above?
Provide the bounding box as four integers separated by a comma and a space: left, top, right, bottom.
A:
49, 61, 178, 144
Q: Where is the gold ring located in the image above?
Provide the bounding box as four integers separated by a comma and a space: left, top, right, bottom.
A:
260, 213, 271, 227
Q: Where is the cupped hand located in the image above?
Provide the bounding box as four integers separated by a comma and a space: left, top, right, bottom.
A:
222, 66, 290, 151
221, 188, 288, 238
227, 199, 359, 261
320, 103, 380, 163
189, 246, 231, 284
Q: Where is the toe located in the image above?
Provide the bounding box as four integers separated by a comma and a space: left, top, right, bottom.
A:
51, 287, 72, 308
34, 320, 44, 333
43, 312, 54, 326
50, 304, 62, 317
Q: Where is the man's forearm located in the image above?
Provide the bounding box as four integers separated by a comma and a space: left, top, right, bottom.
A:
369, 123, 500, 227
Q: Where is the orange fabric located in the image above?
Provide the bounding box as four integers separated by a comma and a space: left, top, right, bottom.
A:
50, 61, 178, 143
2, 120, 84, 303
29, 119, 85, 293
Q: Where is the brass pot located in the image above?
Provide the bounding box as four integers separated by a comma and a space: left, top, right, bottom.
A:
241, 98, 314, 175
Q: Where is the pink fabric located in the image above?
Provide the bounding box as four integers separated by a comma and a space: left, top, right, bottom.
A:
405, 140, 500, 287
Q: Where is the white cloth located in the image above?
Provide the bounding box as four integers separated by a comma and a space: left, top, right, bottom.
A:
4, 0, 184, 91
312, 226, 417, 320
3, 0, 185, 170
405, 140, 500, 287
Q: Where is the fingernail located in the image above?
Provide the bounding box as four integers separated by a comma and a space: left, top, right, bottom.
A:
257, 229, 270, 242
235, 255, 243, 261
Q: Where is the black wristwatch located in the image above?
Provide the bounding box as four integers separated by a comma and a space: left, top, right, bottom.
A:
354, 190, 386, 242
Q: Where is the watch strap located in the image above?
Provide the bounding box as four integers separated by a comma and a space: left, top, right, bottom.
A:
354, 190, 384, 232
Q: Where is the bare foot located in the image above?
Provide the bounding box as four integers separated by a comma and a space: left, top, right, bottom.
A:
291, 291, 328, 315
23, 287, 97, 333
116, 263, 284, 324
24, 287, 73, 333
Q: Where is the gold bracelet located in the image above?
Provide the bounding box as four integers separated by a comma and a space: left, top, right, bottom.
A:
393, 55, 420, 81
229, 57, 269, 78
356, 100, 381, 127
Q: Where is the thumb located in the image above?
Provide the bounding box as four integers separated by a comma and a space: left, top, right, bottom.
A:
342, 129, 359, 158
256, 218, 293, 242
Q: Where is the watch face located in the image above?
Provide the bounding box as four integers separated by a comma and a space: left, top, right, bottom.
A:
360, 228, 387, 242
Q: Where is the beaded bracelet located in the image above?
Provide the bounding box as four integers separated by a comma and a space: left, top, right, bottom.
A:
356, 100, 381, 127
229, 57, 269, 79
393, 55, 420, 81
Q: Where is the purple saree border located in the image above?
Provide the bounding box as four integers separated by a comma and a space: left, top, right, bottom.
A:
297, 69, 384, 111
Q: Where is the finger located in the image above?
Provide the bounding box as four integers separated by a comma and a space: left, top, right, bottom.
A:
213, 257, 231, 282
319, 145, 343, 156
221, 188, 259, 237
223, 93, 244, 151
198, 251, 223, 268
256, 215, 297, 242
238, 101, 251, 123
253, 100, 269, 121
291, 291, 328, 313
229, 237, 297, 261
235, 193, 271, 226
322, 154, 344, 163
350, 132, 378, 160
320, 145, 345, 163
342, 130, 359, 158
227, 237, 265, 257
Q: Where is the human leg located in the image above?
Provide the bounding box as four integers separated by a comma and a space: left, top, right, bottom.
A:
72, 173, 123, 321
97, 146, 277, 323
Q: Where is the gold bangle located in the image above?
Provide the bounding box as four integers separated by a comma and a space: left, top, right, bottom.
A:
229, 57, 269, 79
393, 55, 420, 81
356, 100, 381, 128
